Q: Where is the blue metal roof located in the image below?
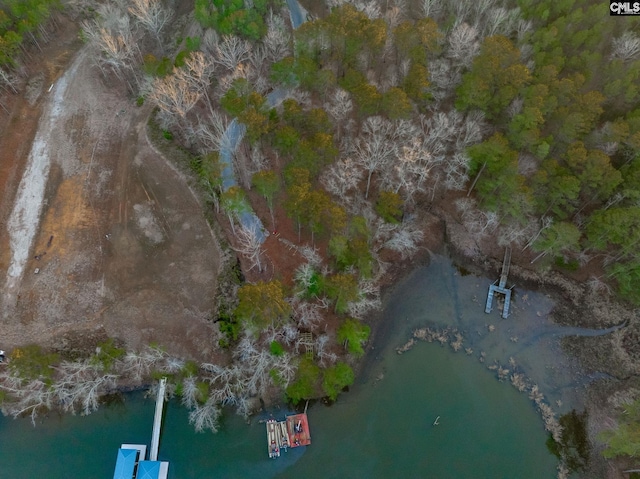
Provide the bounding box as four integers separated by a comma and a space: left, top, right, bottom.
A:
136, 461, 160, 479
113, 448, 137, 479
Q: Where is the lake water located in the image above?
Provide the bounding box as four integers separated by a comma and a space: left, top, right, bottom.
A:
0, 255, 562, 478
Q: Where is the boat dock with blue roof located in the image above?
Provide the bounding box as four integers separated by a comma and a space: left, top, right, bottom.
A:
112, 378, 169, 479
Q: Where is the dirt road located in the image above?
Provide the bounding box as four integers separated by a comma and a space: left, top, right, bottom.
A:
0, 41, 222, 361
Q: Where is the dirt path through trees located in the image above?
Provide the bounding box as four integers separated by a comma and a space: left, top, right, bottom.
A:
0, 42, 222, 362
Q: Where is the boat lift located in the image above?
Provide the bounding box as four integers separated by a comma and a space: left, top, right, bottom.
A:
485, 247, 514, 319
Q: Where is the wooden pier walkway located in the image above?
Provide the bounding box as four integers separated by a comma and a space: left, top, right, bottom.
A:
150, 378, 167, 461
485, 247, 513, 319
499, 246, 511, 288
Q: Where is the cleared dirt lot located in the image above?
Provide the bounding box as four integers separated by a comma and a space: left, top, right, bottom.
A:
0, 31, 222, 362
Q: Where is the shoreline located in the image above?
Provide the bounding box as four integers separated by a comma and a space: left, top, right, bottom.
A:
368, 213, 634, 478
0, 191, 619, 479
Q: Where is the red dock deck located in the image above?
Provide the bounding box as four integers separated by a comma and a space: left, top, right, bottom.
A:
286, 413, 311, 447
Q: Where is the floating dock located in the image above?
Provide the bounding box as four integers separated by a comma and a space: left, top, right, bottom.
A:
485, 247, 513, 319
113, 379, 169, 479
278, 420, 290, 451
267, 419, 280, 458
266, 413, 311, 458
287, 413, 311, 448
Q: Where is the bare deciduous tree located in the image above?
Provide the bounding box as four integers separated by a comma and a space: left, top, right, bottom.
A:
180, 375, 201, 410
281, 323, 300, 347
264, 11, 291, 63
516, 19, 533, 42
456, 197, 499, 240
482, 7, 521, 38
233, 224, 265, 272
427, 58, 459, 100
291, 298, 323, 329
383, 222, 424, 259
353, 116, 417, 199
232, 335, 296, 395
149, 72, 202, 119
443, 152, 470, 191
611, 31, 640, 62
314, 334, 338, 366
447, 22, 480, 68
294, 263, 317, 294
497, 220, 533, 247
347, 279, 382, 318
178, 51, 216, 117
321, 157, 364, 201
524, 215, 553, 250
188, 397, 222, 433
456, 110, 487, 150
355, 0, 382, 19
380, 138, 443, 204
421, 0, 442, 18
0, 67, 19, 94
50, 360, 118, 416
121, 347, 167, 382
215, 35, 252, 71
324, 88, 353, 125
0, 374, 53, 425
202, 28, 219, 56
128, 0, 173, 48
195, 111, 229, 154
385, 6, 403, 30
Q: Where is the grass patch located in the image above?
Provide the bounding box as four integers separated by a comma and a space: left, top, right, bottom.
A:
270, 341, 284, 356
9, 345, 60, 383
91, 338, 125, 372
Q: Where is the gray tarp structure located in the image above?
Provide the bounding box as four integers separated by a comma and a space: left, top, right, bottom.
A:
286, 0, 306, 28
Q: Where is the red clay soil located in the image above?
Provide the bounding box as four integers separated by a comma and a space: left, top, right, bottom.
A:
0, 17, 81, 274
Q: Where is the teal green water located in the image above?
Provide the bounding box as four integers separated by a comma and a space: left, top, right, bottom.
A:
0, 256, 559, 478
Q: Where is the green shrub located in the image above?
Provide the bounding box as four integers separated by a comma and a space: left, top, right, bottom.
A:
196, 381, 209, 403
554, 256, 579, 271
92, 338, 125, 371
185, 36, 201, 51
375, 191, 403, 223
217, 307, 240, 347
322, 362, 355, 401
337, 318, 371, 356
9, 345, 60, 382
286, 358, 320, 404
270, 341, 284, 356
269, 368, 284, 386
323, 274, 359, 314
174, 50, 190, 67
156, 57, 173, 77
182, 360, 199, 377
